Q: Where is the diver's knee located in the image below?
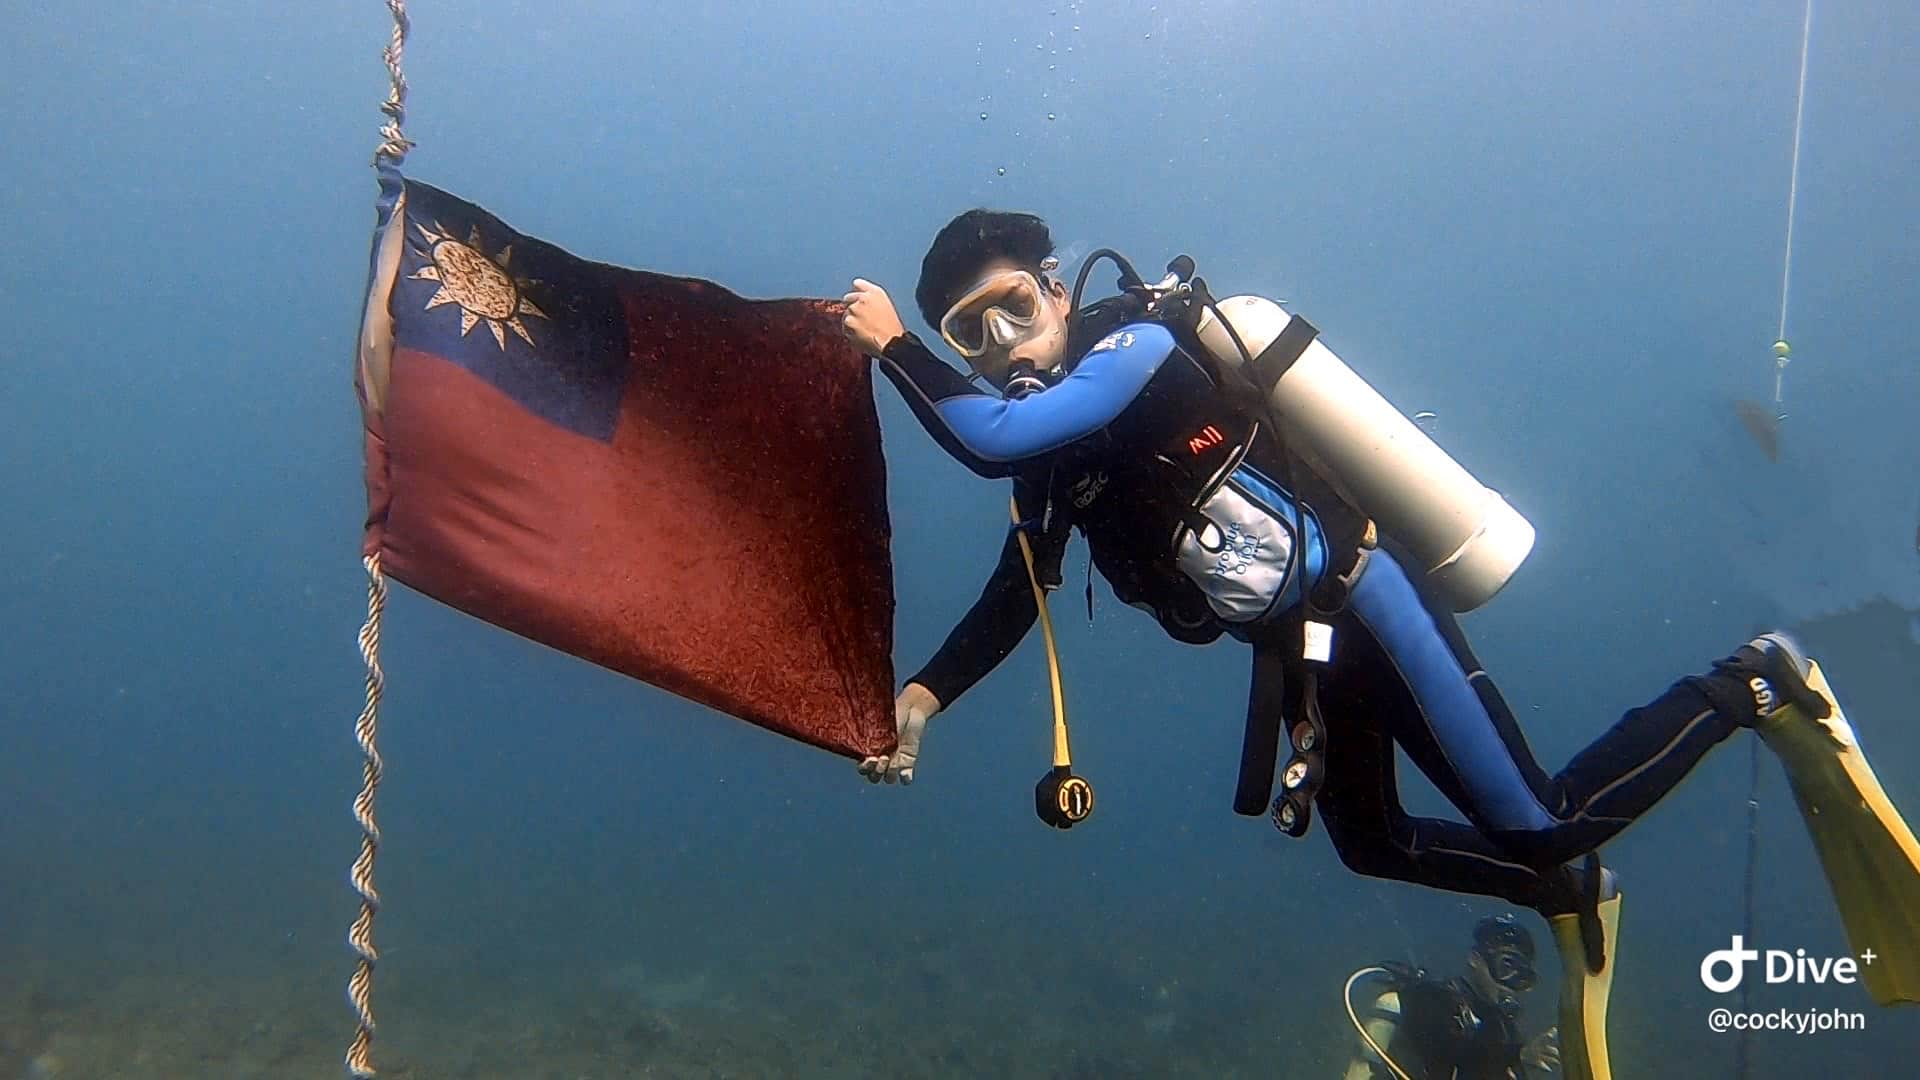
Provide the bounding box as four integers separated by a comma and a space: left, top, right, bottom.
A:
1322, 815, 1415, 878
1485, 827, 1565, 869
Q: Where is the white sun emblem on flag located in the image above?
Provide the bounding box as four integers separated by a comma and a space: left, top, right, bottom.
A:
410, 221, 548, 350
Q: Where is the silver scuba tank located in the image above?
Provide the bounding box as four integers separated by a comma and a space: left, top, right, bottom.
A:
1193, 295, 1535, 613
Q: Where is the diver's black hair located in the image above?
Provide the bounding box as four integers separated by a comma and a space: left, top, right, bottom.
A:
915, 209, 1055, 330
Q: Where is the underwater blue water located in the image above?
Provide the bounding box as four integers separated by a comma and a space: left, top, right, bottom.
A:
2, 1, 1918, 1076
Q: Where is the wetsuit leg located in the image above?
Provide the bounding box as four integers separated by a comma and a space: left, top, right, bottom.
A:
1339, 548, 1757, 870
1308, 619, 1583, 914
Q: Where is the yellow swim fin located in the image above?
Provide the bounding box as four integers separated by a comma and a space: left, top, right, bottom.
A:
1548, 890, 1620, 1080
1756, 659, 1920, 1006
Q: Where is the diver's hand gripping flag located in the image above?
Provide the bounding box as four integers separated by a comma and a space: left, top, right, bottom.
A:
354, 165, 898, 759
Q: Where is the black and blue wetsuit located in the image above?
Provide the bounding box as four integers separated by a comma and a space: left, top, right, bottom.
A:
876, 317, 1761, 916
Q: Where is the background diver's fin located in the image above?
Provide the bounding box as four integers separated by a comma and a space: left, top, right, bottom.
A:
1550, 891, 1621, 1080
1577, 851, 1607, 973
1757, 661, 1920, 1006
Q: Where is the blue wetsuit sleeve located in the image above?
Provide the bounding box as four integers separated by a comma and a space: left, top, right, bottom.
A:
935, 323, 1175, 460
875, 333, 1014, 479
876, 323, 1176, 474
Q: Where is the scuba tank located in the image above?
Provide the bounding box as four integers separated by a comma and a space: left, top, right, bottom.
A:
1067, 251, 1535, 614
1192, 295, 1534, 613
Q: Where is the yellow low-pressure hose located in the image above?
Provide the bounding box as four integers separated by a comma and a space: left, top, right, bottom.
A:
1011, 496, 1071, 768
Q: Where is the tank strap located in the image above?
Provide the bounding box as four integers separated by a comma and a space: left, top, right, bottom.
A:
1250, 312, 1320, 394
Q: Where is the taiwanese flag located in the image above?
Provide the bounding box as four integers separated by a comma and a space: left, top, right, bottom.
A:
353, 164, 897, 759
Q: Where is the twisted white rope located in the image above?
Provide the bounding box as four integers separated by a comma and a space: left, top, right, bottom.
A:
374, 0, 413, 165
345, 553, 387, 1078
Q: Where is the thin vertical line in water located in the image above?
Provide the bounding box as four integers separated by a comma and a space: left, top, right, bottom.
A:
1778, 0, 1813, 342
1734, 736, 1763, 1080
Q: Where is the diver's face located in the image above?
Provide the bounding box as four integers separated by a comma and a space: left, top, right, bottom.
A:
944, 258, 1072, 389
1467, 949, 1534, 1014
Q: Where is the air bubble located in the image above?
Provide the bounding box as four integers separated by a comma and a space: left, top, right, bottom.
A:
997, 167, 1007, 176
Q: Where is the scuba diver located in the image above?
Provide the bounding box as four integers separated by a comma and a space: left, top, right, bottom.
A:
840, 209, 1920, 1077
1341, 915, 1558, 1080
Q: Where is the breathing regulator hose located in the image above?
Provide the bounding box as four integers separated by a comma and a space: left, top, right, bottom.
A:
1344, 967, 1417, 1080
1011, 495, 1093, 829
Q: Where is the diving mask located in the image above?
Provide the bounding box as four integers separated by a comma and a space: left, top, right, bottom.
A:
938, 268, 1055, 360
1481, 946, 1537, 993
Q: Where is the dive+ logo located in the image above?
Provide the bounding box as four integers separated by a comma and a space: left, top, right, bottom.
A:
1699, 935, 1875, 993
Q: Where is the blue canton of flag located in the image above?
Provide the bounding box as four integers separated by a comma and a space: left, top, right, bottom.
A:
382, 168, 630, 441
